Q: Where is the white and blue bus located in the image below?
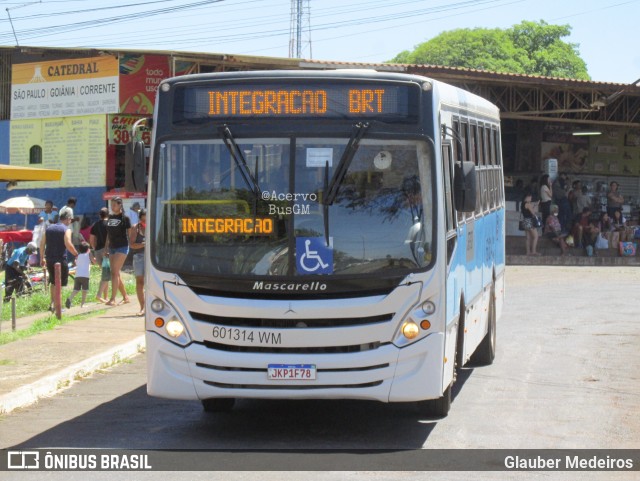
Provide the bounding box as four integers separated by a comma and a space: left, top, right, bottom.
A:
139, 70, 505, 417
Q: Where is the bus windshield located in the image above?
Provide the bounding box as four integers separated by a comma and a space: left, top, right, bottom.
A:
152, 136, 434, 279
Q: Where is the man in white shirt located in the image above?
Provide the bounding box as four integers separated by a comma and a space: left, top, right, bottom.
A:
127, 202, 141, 225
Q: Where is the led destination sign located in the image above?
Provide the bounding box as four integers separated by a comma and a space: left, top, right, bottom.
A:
175, 82, 417, 121
181, 217, 273, 235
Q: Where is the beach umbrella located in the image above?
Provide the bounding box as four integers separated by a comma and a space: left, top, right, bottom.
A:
0, 195, 54, 229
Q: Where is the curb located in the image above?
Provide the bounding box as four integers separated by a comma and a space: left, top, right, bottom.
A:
0, 335, 146, 415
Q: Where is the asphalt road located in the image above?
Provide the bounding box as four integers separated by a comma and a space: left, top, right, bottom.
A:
1, 266, 639, 480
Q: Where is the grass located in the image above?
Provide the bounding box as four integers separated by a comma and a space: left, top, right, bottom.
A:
0, 307, 108, 345
0, 265, 137, 344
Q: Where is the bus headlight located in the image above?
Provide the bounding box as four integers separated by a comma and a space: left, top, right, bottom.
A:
151, 298, 165, 313
421, 300, 436, 315
148, 296, 192, 346
402, 321, 420, 340
166, 318, 185, 338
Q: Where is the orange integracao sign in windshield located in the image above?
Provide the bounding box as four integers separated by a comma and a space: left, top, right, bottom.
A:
181, 217, 274, 235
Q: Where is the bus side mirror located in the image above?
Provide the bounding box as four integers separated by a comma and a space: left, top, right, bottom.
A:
125, 140, 146, 192
454, 160, 477, 213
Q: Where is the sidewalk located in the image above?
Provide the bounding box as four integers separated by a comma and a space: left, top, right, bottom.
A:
0, 301, 145, 415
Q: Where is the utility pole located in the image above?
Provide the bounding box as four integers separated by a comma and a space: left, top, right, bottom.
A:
289, 0, 312, 59
5, 1, 43, 47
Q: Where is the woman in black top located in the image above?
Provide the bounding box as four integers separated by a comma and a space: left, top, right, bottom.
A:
129, 209, 146, 316
521, 193, 541, 256
104, 196, 131, 306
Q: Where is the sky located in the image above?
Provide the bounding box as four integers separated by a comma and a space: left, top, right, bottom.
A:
0, 0, 639, 84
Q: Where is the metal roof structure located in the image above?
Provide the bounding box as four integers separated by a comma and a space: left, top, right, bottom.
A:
300, 59, 640, 127
2, 46, 639, 126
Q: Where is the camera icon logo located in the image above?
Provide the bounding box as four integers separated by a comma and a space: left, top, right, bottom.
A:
7, 451, 39, 469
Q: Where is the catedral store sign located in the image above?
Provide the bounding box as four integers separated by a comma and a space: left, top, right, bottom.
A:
11, 56, 119, 120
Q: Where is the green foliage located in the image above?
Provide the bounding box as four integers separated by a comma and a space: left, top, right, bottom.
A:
388, 20, 590, 80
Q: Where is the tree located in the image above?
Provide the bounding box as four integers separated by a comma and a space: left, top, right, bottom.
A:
388, 20, 590, 80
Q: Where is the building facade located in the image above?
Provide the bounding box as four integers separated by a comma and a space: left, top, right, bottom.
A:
1, 46, 639, 228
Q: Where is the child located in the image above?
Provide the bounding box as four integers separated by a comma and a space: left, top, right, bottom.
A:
65, 241, 92, 308
95, 255, 111, 303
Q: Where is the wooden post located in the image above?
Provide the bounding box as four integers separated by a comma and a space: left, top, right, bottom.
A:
11, 296, 16, 331
54, 262, 62, 320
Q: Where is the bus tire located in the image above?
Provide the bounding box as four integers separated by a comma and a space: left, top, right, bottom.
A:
202, 398, 235, 413
470, 288, 496, 366
415, 384, 452, 418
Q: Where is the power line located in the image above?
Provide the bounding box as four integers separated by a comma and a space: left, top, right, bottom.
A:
0, 0, 634, 65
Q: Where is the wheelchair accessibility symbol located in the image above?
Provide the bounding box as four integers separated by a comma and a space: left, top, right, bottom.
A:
296, 237, 333, 274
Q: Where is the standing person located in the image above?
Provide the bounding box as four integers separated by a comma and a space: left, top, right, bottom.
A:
571, 180, 591, 217
37, 200, 58, 228
96, 254, 111, 304
3, 242, 38, 301
89, 208, 109, 266
79, 217, 92, 242
607, 181, 624, 218
127, 202, 141, 226
129, 208, 146, 316
521, 194, 541, 256
104, 196, 131, 306
65, 241, 93, 309
39, 211, 78, 311
89, 207, 110, 302
552, 172, 571, 232
59, 197, 81, 263
539, 174, 552, 227
33, 200, 57, 260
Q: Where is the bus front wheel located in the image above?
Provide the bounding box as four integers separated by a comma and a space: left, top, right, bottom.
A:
202, 398, 236, 413
415, 384, 452, 418
470, 287, 496, 366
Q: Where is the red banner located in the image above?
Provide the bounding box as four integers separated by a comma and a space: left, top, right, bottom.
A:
108, 115, 151, 145
119, 54, 171, 114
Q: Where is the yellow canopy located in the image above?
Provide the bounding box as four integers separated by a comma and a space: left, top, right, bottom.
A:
0, 165, 62, 182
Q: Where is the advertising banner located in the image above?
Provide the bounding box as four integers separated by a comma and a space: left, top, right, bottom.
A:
107, 115, 151, 145
11, 56, 119, 120
119, 54, 171, 115
10, 115, 106, 188
542, 127, 640, 176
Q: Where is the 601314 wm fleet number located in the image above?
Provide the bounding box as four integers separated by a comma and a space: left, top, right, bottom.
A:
211, 326, 282, 345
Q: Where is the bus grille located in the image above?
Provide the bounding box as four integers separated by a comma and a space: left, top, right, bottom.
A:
196, 362, 389, 373
190, 312, 393, 329
200, 340, 385, 354
203, 380, 383, 390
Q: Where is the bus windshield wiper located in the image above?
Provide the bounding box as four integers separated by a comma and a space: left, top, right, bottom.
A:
218, 124, 261, 196
323, 122, 370, 206
323, 160, 330, 246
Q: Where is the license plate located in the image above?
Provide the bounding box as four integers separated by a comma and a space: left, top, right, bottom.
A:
268, 364, 316, 380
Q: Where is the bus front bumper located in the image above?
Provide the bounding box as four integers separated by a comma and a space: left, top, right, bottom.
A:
146, 331, 446, 403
